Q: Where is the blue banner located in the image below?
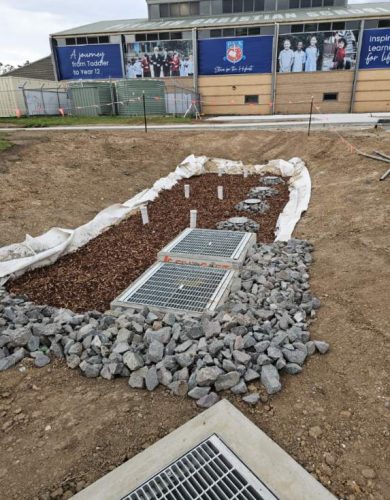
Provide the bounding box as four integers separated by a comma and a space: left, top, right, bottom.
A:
198, 36, 273, 76
359, 28, 390, 69
56, 44, 123, 80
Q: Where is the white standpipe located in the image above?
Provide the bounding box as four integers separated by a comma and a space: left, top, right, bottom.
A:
184, 184, 190, 198
243, 170, 248, 178
217, 186, 224, 200
140, 205, 149, 225
190, 210, 197, 228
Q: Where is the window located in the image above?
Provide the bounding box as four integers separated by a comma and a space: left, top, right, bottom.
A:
236, 27, 248, 36
160, 4, 170, 17
147, 33, 158, 41
223, 0, 233, 13
323, 93, 338, 101
76, 37, 87, 45
289, 0, 335, 7
245, 95, 259, 104
159, 32, 170, 40
244, 0, 253, 11
210, 29, 222, 38
332, 22, 345, 30
312, 0, 322, 7
304, 23, 318, 32
159, 2, 199, 18
379, 19, 390, 28
66, 38, 76, 45
301, 0, 311, 8
291, 24, 304, 33
290, 0, 299, 7
223, 28, 235, 37
248, 27, 261, 35
254, 0, 265, 11
99, 36, 109, 43
323, 0, 334, 6
233, 0, 243, 12
318, 22, 331, 31
170, 32, 183, 40
87, 36, 98, 44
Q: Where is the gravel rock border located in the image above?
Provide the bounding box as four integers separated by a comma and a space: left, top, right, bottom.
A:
0, 239, 329, 407
216, 217, 260, 233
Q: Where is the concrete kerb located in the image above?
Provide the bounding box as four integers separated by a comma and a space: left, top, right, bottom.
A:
73, 399, 336, 500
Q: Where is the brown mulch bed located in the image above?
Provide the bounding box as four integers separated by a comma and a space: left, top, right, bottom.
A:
8, 174, 289, 312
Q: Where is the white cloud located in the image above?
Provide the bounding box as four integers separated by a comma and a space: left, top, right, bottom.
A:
0, 0, 386, 66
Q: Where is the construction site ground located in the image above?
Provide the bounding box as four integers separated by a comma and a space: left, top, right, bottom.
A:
0, 129, 389, 500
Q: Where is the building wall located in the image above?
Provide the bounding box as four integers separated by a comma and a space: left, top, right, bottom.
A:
198, 74, 272, 115
353, 69, 390, 113
275, 71, 354, 114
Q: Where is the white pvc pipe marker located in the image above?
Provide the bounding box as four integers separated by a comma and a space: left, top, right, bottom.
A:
243, 170, 248, 178
140, 205, 149, 225
217, 186, 224, 200
190, 210, 197, 228
184, 184, 190, 198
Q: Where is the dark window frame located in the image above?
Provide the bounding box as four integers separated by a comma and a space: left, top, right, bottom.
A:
245, 95, 259, 104
323, 92, 338, 101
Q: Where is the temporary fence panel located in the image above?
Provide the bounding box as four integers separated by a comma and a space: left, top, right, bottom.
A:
68, 82, 114, 117
116, 79, 166, 116
165, 91, 193, 114
24, 89, 70, 116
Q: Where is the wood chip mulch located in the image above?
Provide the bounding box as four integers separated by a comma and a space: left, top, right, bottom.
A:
8, 174, 289, 313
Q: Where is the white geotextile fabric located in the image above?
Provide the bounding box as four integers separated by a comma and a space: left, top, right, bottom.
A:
0, 155, 311, 281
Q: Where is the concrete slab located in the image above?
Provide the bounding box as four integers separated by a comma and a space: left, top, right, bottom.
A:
73, 399, 336, 500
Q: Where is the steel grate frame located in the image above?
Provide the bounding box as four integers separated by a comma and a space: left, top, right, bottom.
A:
113, 263, 235, 314
123, 435, 278, 500
165, 229, 248, 258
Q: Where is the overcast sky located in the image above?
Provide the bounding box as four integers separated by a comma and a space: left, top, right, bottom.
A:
0, 0, 384, 66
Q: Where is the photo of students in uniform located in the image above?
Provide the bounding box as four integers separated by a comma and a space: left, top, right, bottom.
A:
126, 41, 193, 78
278, 30, 358, 73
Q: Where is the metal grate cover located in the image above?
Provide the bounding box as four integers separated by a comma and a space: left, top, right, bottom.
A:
123, 434, 278, 500
167, 229, 247, 258
158, 229, 256, 270
112, 263, 235, 314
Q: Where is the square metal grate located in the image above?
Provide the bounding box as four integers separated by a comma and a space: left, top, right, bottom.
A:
158, 229, 256, 270
111, 263, 235, 315
123, 434, 278, 500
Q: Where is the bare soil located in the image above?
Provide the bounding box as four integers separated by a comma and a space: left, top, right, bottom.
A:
0, 129, 389, 500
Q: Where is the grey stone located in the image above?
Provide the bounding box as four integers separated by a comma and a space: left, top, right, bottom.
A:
257, 354, 271, 366
100, 365, 113, 380
276, 358, 286, 370
282, 347, 307, 365
285, 363, 303, 375
123, 351, 144, 371
145, 366, 159, 391
66, 354, 81, 369
175, 351, 195, 368
163, 312, 176, 327
209, 340, 224, 356
261, 364, 282, 395
188, 386, 210, 400
148, 341, 164, 363
222, 359, 236, 372
68, 342, 83, 356
202, 319, 222, 338
8, 327, 31, 347
27, 335, 40, 352
129, 367, 148, 389
196, 366, 222, 386
148, 327, 172, 344
242, 393, 260, 405
306, 341, 316, 356
214, 371, 240, 392
158, 367, 173, 386
0, 356, 16, 371
34, 354, 50, 368
175, 340, 193, 353
112, 342, 130, 355
79, 361, 101, 378
255, 341, 270, 353
32, 323, 62, 337
314, 341, 330, 354
244, 368, 260, 382
267, 346, 283, 360
196, 392, 219, 408
232, 350, 251, 365
231, 379, 248, 395
169, 380, 188, 397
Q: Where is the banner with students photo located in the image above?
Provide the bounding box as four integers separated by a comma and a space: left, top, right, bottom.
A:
277, 30, 359, 73
198, 36, 273, 75
126, 41, 193, 78
359, 28, 390, 69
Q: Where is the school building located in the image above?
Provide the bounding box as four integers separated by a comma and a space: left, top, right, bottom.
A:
50, 0, 390, 115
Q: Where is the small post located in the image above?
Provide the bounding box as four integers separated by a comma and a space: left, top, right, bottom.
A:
190, 210, 197, 228
142, 91, 147, 133
184, 184, 190, 198
218, 171, 223, 177
140, 205, 149, 225
217, 186, 224, 200
243, 170, 248, 178
308, 96, 314, 137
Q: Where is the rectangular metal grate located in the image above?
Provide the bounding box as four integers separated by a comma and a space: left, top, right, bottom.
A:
112, 263, 235, 314
167, 229, 247, 258
158, 229, 256, 270
123, 434, 278, 500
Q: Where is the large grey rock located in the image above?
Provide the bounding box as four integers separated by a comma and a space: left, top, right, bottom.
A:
231, 379, 248, 395
197, 392, 219, 408
214, 372, 240, 392
79, 361, 101, 378
129, 367, 148, 389
242, 393, 260, 405
148, 341, 164, 363
232, 350, 251, 365
282, 347, 307, 365
188, 386, 210, 400
158, 367, 173, 386
123, 351, 144, 371
314, 341, 330, 354
8, 327, 31, 347
148, 327, 172, 344
202, 319, 221, 338
33, 354, 50, 368
261, 364, 282, 395
196, 366, 223, 386
169, 380, 188, 397
145, 366, 159, 391
285, 363, 303, 375
66, 354, 80, 369
0, 356, 16, 371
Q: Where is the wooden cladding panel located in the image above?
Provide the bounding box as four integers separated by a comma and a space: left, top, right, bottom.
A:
353, 69, 390, 112
198, 74, 272, 87
201, 104, 271, 115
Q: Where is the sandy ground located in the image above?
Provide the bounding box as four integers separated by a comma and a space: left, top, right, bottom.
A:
0, 129, 389, 500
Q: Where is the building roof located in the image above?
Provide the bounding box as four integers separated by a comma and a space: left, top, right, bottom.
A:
1, 56, 56, 81
52, 2, 390, 36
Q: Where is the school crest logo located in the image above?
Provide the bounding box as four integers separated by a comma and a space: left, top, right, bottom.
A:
224, 40, 245, 64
